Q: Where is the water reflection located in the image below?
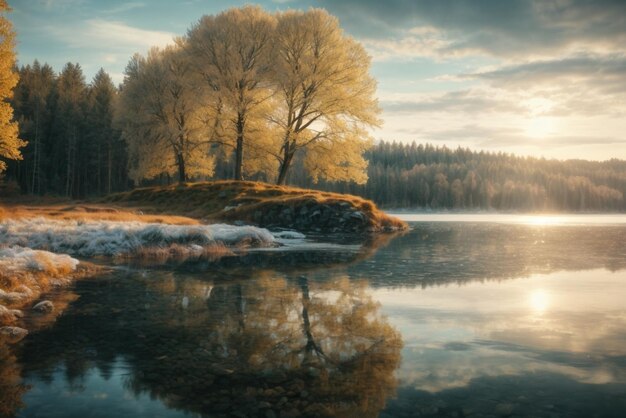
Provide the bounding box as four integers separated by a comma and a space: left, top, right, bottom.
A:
14, 271, 402, 417
3, 220, 626, 417
350, 223, 626, 287
376, 267, 626, 417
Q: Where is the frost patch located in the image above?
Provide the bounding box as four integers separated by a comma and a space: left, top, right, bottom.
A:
0, 246, 81, 313
0, 246, 79, 275
0, 218, 276, 257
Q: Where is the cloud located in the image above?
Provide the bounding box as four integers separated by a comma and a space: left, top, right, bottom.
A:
362, 27, 470, 62
318, 0, 626, 59
381, 90, 526, 114
38, 0, 85, 10
102, 2, 146, 14
390, 123, 626, 151
407, 124, 525, 144
460, 54, 626, 116
468, 54, 626, 91
44, 19, 176, 52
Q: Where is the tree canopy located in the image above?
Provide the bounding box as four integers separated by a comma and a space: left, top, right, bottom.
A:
119, 7, 379, 185
0, 0, 25, 173
119, 45, 217, 184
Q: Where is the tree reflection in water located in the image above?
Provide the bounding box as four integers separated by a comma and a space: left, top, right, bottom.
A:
14, 270, 402, 417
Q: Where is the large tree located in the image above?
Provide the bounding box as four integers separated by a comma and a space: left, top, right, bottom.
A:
53, 63, 87, 197
119, 45, 217, 184
186, 5, 276, 181
271, 9, 380, 185
12, 61, 55, 193
0, 0, 25, 173
86, 69, 119, 194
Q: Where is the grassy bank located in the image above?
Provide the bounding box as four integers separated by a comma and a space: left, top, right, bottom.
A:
105, 181, 408, 233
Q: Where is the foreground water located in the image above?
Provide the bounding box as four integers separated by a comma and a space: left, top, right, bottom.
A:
4, 215, 626, 417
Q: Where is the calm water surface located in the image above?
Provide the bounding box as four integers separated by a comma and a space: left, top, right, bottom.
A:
4, 215, 626, 417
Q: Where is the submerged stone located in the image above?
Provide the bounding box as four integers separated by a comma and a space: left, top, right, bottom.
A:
0, 325, 28, 343
33, 300, 55, 313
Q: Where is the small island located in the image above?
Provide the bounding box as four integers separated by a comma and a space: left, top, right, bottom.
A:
106, 181, 407, 233
1, 180, 405, 338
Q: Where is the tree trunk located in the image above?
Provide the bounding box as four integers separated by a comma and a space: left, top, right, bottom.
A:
31, 104, 40, 194
107, 137, 112, 194
97, 143, 102, 194
65, 130, 73, 197
234, 113, 244, 181
177, 153, 186, 184
276, 144, 294, 185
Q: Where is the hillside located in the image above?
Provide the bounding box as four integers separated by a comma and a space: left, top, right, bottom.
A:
105, 181, 407, 233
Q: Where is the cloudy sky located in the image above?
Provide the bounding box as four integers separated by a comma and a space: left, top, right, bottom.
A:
8, 0, 626, 160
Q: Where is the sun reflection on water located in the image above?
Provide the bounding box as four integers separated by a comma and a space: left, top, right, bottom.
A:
521, 215, 567, 226
529, 288, 550, 315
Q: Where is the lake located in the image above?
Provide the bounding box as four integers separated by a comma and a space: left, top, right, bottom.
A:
4, 215, 626, 417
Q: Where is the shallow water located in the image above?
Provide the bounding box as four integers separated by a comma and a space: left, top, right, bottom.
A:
4, 216, 626, 417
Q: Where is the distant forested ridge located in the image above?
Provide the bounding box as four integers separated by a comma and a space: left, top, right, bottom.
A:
290, 142, 626, 212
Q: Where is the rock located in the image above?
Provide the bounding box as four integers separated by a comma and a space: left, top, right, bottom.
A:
494, 403, 515, 416
0, 289, 28, 304
273, 230, 305, 240
421, 406, 439, 415
0, 326, 28, 343
280, 408, 300, 418
0, 305, 23, 322
33, 300, 54, 313
350, 211, 365, 221
307, 367, 321, 378
267, 371, 287, 384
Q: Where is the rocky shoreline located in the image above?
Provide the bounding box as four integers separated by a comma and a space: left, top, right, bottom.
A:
234, 200, 394, 233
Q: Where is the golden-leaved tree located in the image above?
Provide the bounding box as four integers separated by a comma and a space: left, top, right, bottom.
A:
0, 0, 25, 173
186, 5, 277, 181
271, 9, 381, 185
118, 44, 218, 184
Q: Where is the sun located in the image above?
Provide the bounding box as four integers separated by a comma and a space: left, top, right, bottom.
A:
525, 117, 557, 138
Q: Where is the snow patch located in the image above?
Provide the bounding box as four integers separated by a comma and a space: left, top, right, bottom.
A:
273, 230, 306, 240
0, 218, 276, 257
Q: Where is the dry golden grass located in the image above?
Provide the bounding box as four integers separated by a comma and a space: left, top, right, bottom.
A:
0, 258, 103, 326
105, 180, 407, 231
120, 243, 234, 264
0, 202, 198, 225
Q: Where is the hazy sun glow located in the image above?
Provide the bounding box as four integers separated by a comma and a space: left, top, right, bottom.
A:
529, 289, 550, 315
522, 215, 562, 226
525, 117, 557, 138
